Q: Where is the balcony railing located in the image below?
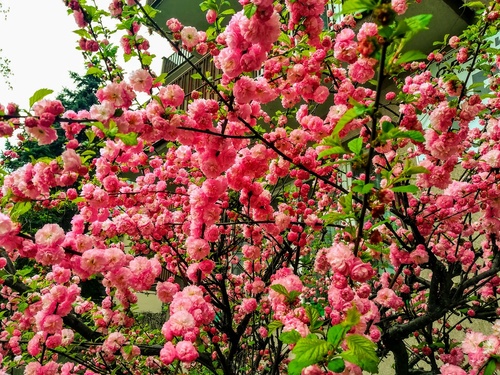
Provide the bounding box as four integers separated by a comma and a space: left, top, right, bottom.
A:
166, 53, 221, 110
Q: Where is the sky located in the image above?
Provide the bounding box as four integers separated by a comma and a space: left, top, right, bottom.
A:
0, 0, 166, 107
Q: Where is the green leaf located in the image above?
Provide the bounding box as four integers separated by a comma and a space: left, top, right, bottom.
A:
395, 130, 425, 143
86, 67, 105, 77
10, 201, 32, 221
153, 73, 168, 85
268, 320, 284, 334
396, 50, 428, 65
327, 358, 346, 373
327, 325, 349, 348
243, 3, 257, 18
483, 359, 496, 375
322, 212, 355, 225
305, 305, 320, 328
191, 73, 202, 80
390, 185, 418, 193
382, 121, 394, 133
142, 4, 158, 18
280, 330, 302, 344
318, 146, 347, 159
405, 166, 429, 175
270, 284, 289, 297
348, 137, 363, 155
18, 302, 28, 313
287, 359, 304, 375
220, 9, 236, 16
287, 291, 301, 303
405, 14, 432, 34
333, 104, 368, 137
141, 53, 154, 66
463, 1, 485, 10
340, 192, 353, 214
29, 88, 54, 108
116, 132, 138, 146
292, 337, 332, 368
343, 306, 361, 327
341, 334, 379, 373
342, 0, 377, 14
361, 183, 374, 194
17, 267, 33, 277
85, 129, 96, 143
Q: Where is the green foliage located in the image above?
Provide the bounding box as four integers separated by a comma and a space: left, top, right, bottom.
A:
29, 88, 54, 108
340, 335, 379, 373
57, 71, 101, 112
243, 3, 257, 18
288, 336, 333, 375
342, 0, 378, 15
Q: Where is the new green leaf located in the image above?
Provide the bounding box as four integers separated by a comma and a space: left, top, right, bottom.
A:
29, 88, 54, 108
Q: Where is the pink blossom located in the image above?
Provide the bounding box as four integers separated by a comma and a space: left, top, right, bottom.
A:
156, 281, 180, 303
233, 76, 256, 104
348, 57, 377, 84
0, 213, 14, 236
175, 340, 199, 362
409, 247, 429, 265
103, 332, 127, 354
186, 237, 211, 260
439, 364, 467, 375
325, 243, 354, 275
167, 311, 196, 336
392, 0, 408, 15
206, 9, 217, 24
481, 149, 500, 169
180, 26, 200, 50
62, 149, 82, 172
374, 288, 404, 309
160, 342, 177, 365
27, 126, 58, 145
240, 298, 258, 314
129, 69, 153, 93
35, 224, 65, 247
349, 258, 375, 282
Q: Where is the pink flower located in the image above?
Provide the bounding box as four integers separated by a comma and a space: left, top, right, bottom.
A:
348, 58, 377, 84
482, 149, 500, 169
129, 69, 153, 93
325, 243, 354, 275
374, 288, 404, 309
103, 332, 127, 354
0, 213, 14, 236
166, 18, 182, 32
180, 26, 200, 50
168, 311, 196, 336
349, 258, 375, 282
160, 342, 177, 365
156, 281, 180, 303
62, 149, 82, 172
206, 9, 217, 24
440, 364, 467, 375
35, 224, 65, 247
233, 76, 256, 104
158, 84, 185, 107
392, 0, 408, 15
176, 340, 199, 362
240, 298, 258, 314
186, 237, 211, 260
27, 126, 58, 145
409, 247, 429, 265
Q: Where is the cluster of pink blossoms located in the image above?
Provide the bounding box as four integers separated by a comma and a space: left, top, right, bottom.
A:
214, 6, 280, 80
160, 286, 215, 364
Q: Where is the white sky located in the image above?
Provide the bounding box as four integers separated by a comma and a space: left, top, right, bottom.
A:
0, 0, 167, 108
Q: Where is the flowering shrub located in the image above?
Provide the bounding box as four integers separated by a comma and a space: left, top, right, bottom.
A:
1, 0, 500, 375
